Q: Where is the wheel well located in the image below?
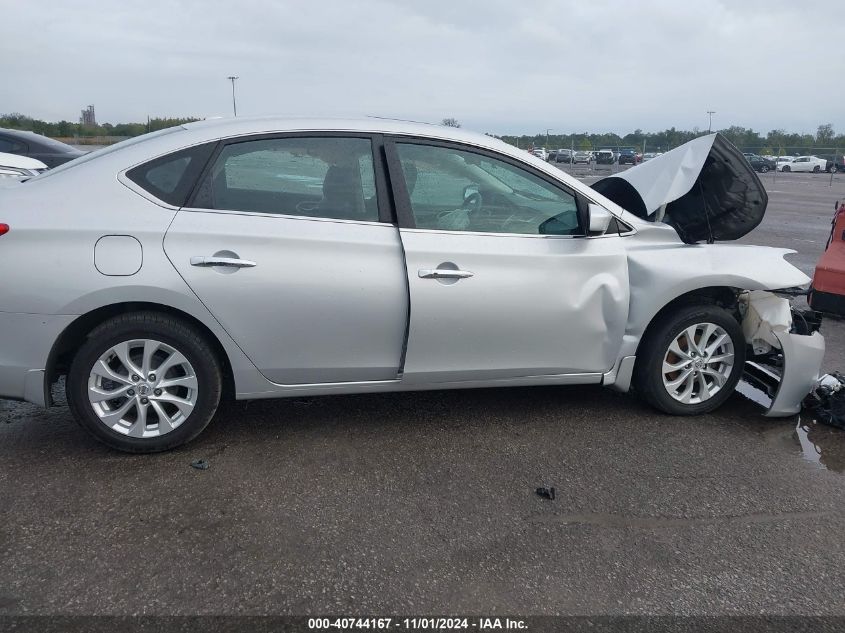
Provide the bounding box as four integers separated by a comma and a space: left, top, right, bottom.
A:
47, 302, 235, 403
637, 286, 741, 354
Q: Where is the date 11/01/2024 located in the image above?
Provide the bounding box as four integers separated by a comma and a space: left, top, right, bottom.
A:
308, 617, 528, 630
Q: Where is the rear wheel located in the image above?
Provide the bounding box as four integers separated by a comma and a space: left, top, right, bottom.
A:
760, 165, 769, 173
634, 304, 745, 416
67, 312, 222, 453
813, 165, 821, 173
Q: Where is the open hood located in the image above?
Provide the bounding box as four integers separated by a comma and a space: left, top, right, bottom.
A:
591, 133, 767, 243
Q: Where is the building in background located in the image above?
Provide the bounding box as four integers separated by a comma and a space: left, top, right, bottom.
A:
80, 105, 96, 126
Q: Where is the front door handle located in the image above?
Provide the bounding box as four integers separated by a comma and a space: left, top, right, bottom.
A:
190, 256, 257, 268
418, 268, 474, 279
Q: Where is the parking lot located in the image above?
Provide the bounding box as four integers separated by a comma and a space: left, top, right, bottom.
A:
2, 170, 845, 616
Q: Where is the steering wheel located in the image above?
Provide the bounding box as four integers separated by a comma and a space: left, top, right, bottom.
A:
296, 200, 320, 214
462, 190, 483, 215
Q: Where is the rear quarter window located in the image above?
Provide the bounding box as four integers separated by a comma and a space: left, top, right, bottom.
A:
125, 142, 216, 206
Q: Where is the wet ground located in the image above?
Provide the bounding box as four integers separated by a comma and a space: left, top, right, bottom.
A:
1, 171, 845, 616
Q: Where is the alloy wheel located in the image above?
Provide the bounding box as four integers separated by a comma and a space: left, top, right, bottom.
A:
661, 323, 735, 404
87, 339, 199, 438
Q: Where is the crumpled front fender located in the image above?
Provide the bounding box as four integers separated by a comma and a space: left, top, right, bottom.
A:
625, 240, 810, 342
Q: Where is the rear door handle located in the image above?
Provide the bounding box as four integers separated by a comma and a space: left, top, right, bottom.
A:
418, 268, 474, 279
190, 256, 257, 268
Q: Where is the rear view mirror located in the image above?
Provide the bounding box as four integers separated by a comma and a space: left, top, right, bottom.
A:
588, 204, 613, 234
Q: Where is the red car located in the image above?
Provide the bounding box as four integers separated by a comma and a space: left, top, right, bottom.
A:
810, 200, 845, 316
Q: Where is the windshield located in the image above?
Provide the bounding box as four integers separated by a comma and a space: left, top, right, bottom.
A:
26, 126, 186, 182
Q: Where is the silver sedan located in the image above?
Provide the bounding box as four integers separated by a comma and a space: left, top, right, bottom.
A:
0, 119, 824, 452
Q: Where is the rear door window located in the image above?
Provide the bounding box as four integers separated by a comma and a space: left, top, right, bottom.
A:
192, 136, 379, 222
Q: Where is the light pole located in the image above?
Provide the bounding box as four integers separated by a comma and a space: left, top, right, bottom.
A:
706, 110, 715, 133
546, 128, 553, 150
227, 76, 239, 117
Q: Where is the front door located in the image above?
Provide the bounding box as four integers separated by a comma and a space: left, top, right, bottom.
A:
164, 134, 408, 385
385, 139, 630, 383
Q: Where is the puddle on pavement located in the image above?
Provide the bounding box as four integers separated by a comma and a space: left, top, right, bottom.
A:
794, 419, 845, 473
738, 380, 845, 474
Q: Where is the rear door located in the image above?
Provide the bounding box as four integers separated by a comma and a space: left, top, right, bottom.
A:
385, 138, 629, 384
163, 134, 408, 385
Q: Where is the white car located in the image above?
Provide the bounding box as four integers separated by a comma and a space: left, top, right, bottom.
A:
0, 151, 47, 180
776, 157, 794, 171
780, 155, 827, 173
530, 148, 548, 161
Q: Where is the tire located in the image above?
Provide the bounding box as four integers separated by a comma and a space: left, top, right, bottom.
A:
813, 165, 821, 173
761, 165, 769, 173
633, 304, 746, 416
782, 165, 790, 172
67, 312, 222, 453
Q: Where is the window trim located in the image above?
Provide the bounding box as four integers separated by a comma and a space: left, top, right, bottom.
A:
383, 136, 587, 237
184, 131, 391, 225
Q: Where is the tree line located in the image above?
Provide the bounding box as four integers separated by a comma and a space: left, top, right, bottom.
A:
495, 123, 843, 156
2, 112, 843, 156
0, 113, 201, 139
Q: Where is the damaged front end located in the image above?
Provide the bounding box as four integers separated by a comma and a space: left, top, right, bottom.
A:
739, 290, 825, 416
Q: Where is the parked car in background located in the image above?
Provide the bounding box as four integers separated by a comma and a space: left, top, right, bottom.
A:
595, 149, 615, 164
618, 148, 640, 165
572, 150, 592, 164
552, 148, 574, 163
0, 128, 85, 168
746, 155, 777, 173
0, 151, 48, 180
776, 156, 795, 171
530, 148, 548, 160
821, 154, 844, 173
642, 152, 663, 162
781, 155, 827, 173
810, 200, 845, 316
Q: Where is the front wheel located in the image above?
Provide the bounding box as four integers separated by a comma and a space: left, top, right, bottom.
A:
67, 312, 222, 453
761, 165, 769, 173
782, 165, 790, 172
633, 304, 746, 416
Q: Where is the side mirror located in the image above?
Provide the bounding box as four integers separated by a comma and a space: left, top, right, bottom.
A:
588, 204, 613, 234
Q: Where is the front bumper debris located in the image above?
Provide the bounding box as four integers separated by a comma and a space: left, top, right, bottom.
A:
739, 290, 826, 417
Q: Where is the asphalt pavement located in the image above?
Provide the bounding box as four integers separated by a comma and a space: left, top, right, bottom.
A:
1, 170, 845, 617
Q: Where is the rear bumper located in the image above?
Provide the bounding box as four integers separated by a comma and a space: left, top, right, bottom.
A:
810, 288, 845, 317
0, 311, 75, 406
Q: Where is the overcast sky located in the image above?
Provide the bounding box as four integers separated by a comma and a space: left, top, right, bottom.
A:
2, 0, 842, 136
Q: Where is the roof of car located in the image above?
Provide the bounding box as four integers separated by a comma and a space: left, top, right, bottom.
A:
0, 127, 82, 153
0, 151, 47, 170
180, 116, 505, 149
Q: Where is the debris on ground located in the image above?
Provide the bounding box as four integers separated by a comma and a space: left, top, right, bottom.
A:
190, 459, 210, 470
803, 373, 845, 430
535, 486, 556, 500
